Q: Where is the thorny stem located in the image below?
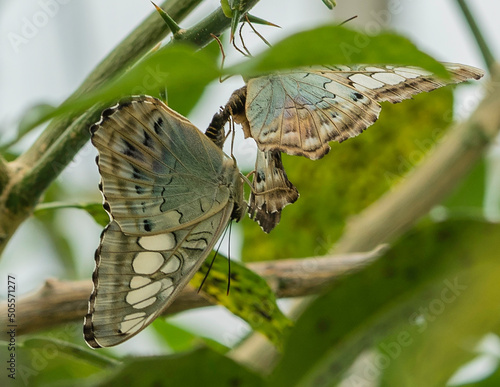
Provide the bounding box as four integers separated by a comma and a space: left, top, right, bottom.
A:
455, 0, 496, 70
0, 0, 261, 254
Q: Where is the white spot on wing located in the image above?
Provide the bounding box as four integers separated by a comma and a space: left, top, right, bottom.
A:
123, 312, 146, 320
126, 282, 162, 305
304, 137, 321, 150
161, 257, 181, 274
352, 83, 371, 93
132, 251, 164, 274
163, 278, 174, 288
133, 297, 157, 309
162, 286, 174, 298
394, 67, 432, 79
349, 74, 384, 89
365, 66, 384, 72
120, 318, 144, 334
371, 72, 406, 85
130, 276, 152, 289
138, 233, 175, 251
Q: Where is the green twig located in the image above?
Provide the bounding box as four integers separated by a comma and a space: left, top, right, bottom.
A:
456, 0, 496, 71
15, 0, 260, 208
0, 0, 261, 254
175, 0, 260, 45
17, 0, 202, 170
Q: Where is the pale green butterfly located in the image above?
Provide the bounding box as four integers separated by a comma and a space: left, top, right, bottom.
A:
222, 63, 484, 230
84, 96, 245, 348
230, 63, 484, 160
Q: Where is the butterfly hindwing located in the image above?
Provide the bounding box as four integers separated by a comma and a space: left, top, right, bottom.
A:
84, 209, 232, 348
249, 150, 299, 233
244, 63, 484, 159
85, 96, 243, 348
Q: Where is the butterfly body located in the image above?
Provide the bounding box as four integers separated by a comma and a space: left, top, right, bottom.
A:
85, 96, 244, 348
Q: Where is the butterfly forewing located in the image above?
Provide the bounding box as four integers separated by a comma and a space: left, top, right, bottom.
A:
244, 63, 484, 159
91, 97, 231, 234
85, 96, 243, 348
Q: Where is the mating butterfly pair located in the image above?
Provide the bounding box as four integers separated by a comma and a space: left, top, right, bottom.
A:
84, 63, 483, 348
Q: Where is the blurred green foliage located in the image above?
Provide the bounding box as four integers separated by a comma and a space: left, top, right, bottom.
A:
192, 252, 293, 349
270, 220, 500, 386
1, 8, 494, 387
242, 87, 454, 261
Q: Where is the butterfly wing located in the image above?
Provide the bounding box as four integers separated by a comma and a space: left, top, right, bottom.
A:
245, 63, 484, 159
84, 211, 232, 348
85, 96, 241, 348
91, 96, 231, 234
249, 150, 299, 233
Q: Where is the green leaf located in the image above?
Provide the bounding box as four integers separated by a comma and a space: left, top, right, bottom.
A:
227, 25, 448, 78
220, 0, 233, 18
443, 157, 487, 218
322, 0, 336, 10
152, 319, 229, 354
32, 193, 78, 278
24, 43, 220, 132
0, 103, 55, 151
242, 87, 454, 261
378, 231, 500, 385
191, 252, 293, 349
35, 202, 109, 227
269, 220, 500, 387
152, 319, 200, 353
2, 337, 116, 386
96, 347, 265, 387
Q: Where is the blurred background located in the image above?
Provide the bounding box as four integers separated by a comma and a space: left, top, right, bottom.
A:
0, 0, 498, 381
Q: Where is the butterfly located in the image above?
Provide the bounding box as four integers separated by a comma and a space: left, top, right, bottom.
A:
84, 96, 245, 348
231, 63, 484, 159
222, 63, 484, 230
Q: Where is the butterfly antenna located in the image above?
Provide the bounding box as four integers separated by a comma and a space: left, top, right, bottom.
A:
239, 18, 252, 56
197, 224, 231, 293
240, 172, 255, 193
210, 33, 232, 83
227, 222, 232, 295
338, 15, 358, 26
232, 23, 251, 57
245, 14, 273, 48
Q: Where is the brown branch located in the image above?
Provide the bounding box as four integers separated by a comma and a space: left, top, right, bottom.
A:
0, 250, 383, 339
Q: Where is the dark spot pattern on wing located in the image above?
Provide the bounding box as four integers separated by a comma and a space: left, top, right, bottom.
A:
135, 185, 145, 194
143, 219, 152, 232
154, 117, 164, 135
122, 139, 144, 162
143, 130, 155, 148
